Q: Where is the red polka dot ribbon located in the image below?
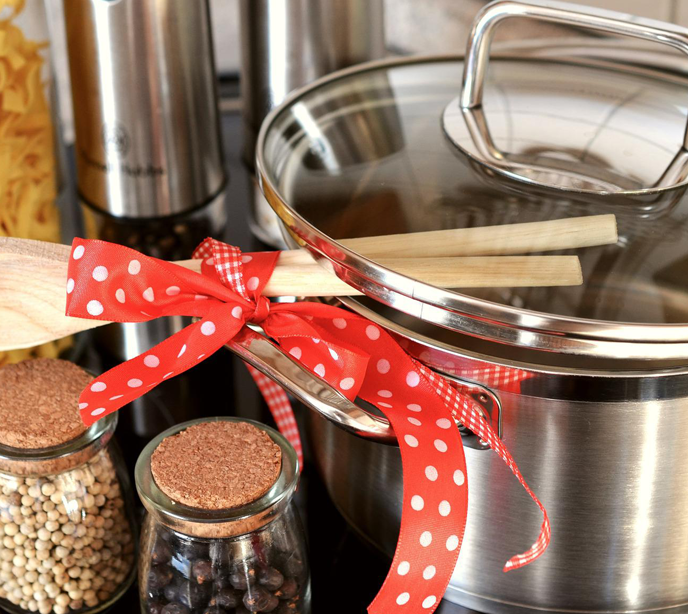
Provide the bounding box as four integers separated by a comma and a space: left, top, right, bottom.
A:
65, 237, 550, 613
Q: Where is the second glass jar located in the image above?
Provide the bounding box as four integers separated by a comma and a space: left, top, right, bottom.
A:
136, 418, 310, 614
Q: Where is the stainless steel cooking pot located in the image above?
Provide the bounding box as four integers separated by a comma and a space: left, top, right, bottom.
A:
230, 1, 688, 612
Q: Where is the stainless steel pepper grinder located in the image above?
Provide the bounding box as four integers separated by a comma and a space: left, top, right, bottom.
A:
62, 0, 231, 446
64, 0, 226, 219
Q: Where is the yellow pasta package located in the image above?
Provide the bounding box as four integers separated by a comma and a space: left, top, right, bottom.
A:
0, 0, 70, 366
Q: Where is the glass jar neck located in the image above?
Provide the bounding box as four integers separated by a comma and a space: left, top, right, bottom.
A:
0, 414, 117, 477
135, 417, 300, 539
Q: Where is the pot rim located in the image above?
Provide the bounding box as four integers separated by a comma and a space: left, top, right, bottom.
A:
256, 50, 688, 363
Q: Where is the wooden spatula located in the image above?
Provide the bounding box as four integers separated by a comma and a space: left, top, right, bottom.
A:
0, 237, 583, 351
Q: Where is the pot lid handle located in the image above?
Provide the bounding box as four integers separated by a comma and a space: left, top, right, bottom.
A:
443, 0, 688, 194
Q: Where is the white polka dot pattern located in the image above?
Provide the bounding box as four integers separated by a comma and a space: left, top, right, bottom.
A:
411, 495, 424, 511
423, 566, 436, 580
404, 435, 418, 448
144, 355, 160, 368
366, 325, 380, 340
200, 321, 216, 336
86, 300, 103, 316
434, 439, 448, 453
65, 237, 550, 614
92, 266, 108, 282
422, 596, 437, 609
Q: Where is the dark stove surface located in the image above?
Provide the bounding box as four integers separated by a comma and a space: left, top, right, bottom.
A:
68, 88, 478, 614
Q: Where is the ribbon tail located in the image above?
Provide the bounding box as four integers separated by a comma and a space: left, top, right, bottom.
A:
78, 303, 242, 426
417, 363, 551, 572
363, 364, 468, 613
245, 363, 304, 467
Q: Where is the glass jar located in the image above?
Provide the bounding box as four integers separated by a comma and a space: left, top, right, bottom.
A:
0, 414, 137, 614
136, 418, 310, 614
0, 0, 71, 367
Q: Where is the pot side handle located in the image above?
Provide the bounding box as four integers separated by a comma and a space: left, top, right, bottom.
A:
228, 329, 501, 450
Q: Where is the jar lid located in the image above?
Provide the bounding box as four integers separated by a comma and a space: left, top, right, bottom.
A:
151, 420, 282, 510
0, 359, 90, 449
0, 359, 118, 476
257, 42, 688, 362
136, 418, 299, 538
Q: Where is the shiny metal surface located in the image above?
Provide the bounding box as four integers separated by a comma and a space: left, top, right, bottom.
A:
239, 0, 385, 166
306, 389, 688, 613
290, 300, 688, 612
256, 53, 688, 362
225, 300, 688, 611
64, 0, 225, 217
227, 329, 501, 449
240, 0, 384, 246
444, 0, 688, 194
251, 15, 688, 609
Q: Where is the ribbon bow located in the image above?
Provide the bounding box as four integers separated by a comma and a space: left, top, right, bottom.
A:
65, 237, 550, 614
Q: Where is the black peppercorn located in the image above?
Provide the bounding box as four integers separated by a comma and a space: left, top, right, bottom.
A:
258, 567, 284, 591
202, 608, 223, 614
274, 577, 298, 600
161, 604, 190, 614
282, 555, 304, 578
243, 585, 272, 612
192, 559, 213, 584
151, 540, 172, 565
177, 581, 211, 609
147, 602, 166, 614
213, 575, 231, 590
230, 567, 257, 590
209, 587, 239, 609
148, 565, 174, 590
263, 595, 280, 612
163, 582, 179, 602
276, 600, 300, 614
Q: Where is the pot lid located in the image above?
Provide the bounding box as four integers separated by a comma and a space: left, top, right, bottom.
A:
257, 2, 688, 363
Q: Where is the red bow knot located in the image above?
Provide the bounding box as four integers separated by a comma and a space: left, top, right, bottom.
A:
249, 295, 271, 324
65, 237, 551, 614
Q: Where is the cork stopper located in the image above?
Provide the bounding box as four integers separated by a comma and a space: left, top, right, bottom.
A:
151, 421, 282, 510
0, 359, 91, 449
